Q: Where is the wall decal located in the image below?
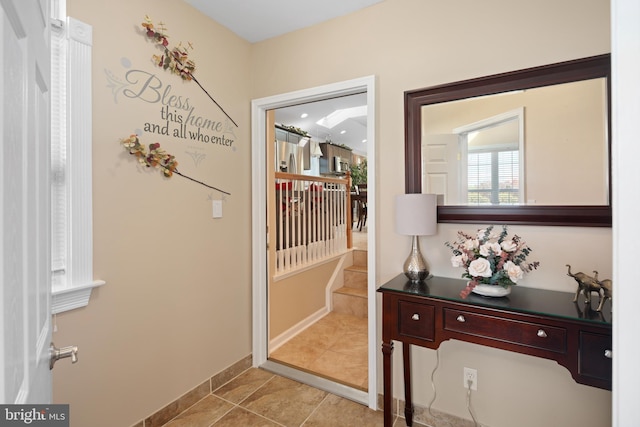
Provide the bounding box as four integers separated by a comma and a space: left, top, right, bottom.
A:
104, 63, 236, 149
121, 134, 230, 195
141, 16, 238, 128
185, 149, 207, 167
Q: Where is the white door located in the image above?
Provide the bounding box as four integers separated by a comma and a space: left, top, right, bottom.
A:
1, 0, 53, 404
422, 133, 459, 203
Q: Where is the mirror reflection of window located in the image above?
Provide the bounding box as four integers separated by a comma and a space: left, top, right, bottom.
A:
454, 109, 524, 205
421, 77, 608, 206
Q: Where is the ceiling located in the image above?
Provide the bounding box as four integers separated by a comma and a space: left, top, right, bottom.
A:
274, 93, 368, 156
183, 0, 384, 43
184, 0, 377, 155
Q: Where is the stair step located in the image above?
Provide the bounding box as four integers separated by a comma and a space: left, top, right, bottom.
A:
344, 265, 367, 290
332, 286, 367, 318
334, 286, 367, 298
353, 249, 367, 267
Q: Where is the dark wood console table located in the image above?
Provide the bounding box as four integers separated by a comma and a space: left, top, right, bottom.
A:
379, 275, 612, 427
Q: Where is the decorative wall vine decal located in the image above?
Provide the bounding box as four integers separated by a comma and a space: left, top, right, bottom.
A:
121, 134, 231, 195
141, 16, 238, 128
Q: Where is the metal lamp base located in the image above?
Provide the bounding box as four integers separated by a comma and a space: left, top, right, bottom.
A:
403, 235, 429, 282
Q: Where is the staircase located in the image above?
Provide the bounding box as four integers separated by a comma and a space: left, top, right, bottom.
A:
332, 248, 368, 317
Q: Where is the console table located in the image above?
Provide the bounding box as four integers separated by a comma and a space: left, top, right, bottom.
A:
379, 275, 612, 427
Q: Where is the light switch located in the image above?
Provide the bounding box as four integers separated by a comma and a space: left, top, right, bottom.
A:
212, 200, 223, 218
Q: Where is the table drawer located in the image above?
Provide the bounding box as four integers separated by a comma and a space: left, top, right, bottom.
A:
398, 300, 435, 342
443, 308, 567, 353
579, 331, 612, 381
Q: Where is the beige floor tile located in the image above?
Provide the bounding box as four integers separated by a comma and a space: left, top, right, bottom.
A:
303, 394, 383, 427
148, 381, 210, 427
320, 312, 368, 334
268, 311, 369, 390
309, 350, 368, 388
270, 339, 327, 368
392, 418, 429, 427
240, 376, 327, 427
213, 368, 274, 404
211, 407, 281, 427
294, 316, 348, 347
328, 332, 368, 357
163, 395, 233, 427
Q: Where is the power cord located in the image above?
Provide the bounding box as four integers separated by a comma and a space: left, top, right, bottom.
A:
466, 379, 479, 427
428, 348, 480, 427
427, 347, 440, 418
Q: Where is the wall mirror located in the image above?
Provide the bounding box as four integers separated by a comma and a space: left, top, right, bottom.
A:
404, 54, 611, 227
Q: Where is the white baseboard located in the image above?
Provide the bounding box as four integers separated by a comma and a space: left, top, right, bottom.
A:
269, 307, 329, 352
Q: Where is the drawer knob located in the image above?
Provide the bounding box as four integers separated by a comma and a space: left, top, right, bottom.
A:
412, 313, 420, 321
604, 349, 613, 359
537, 329, 548, 338
456, 315, 466, 323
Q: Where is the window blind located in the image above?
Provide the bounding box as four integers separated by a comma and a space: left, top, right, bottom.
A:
50, 21, 68, 287
467, 149, 519, 205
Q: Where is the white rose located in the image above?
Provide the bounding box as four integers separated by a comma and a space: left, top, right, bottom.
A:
504, 261, 523, 283
463, 239, 478, 251
477, 228, 497, 241
451, 254, 467, 268
468, 258, 493, 277
479, 242, 502, 257
501, 240, 517, 252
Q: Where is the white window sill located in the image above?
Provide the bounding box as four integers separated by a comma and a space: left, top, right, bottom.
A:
52, 280, 106, 314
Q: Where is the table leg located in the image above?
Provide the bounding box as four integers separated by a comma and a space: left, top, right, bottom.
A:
382, 340, 394, 427
403, 342, 414, 426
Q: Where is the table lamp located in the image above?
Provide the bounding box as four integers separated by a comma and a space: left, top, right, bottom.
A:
395, 194, 437, 282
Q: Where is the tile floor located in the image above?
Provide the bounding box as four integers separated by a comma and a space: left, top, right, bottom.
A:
269, 311, 369, 390
162, 367, 424, 427
160, 229, 431, 426
269, 227, 369, 390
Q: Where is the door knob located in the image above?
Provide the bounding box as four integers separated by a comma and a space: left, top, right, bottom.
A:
50, 343, 78, 370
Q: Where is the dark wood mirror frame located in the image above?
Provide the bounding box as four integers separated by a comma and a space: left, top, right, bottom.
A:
404, 54, 611, 227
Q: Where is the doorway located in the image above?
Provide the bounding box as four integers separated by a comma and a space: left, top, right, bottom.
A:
251, 76, 377, 408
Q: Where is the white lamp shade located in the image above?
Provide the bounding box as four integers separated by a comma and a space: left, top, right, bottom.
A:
395, 194, 437, 236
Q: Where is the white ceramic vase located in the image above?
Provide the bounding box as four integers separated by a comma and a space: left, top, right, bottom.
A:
471, 283, 512, 297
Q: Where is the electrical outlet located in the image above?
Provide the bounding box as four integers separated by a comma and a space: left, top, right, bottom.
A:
464, 367, 477, 390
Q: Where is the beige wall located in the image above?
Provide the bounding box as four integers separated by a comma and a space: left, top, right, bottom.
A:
53, 1, 252, 426
252, 0, 611, 426
269, 260, 340, 339
52, 0, 612, 426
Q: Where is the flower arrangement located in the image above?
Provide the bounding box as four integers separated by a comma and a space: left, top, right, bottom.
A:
122, 134, 178, 177
139, 16, 238, 127
445, 225, 540, 298
142, 16, 196, 81
119, 134, 230, 195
